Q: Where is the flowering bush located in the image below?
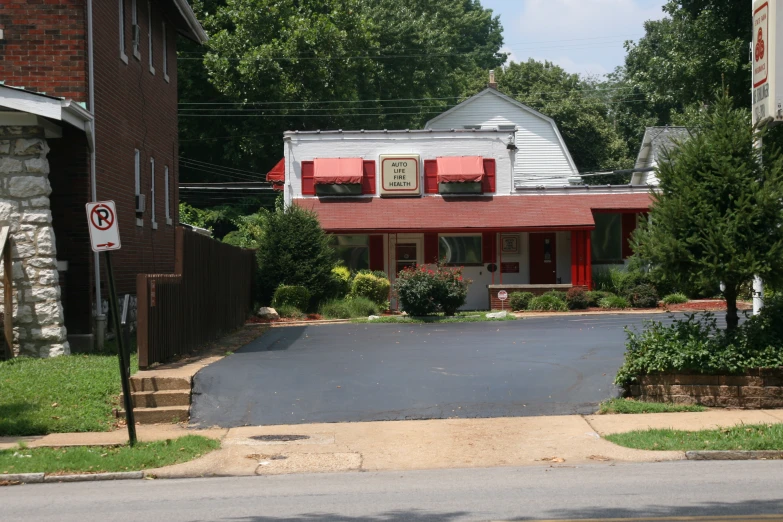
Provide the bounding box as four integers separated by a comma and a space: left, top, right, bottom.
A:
394, 263, 471, 316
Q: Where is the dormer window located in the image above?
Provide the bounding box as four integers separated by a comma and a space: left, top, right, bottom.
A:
301, 158, 376, 196
423, 156, 496, 195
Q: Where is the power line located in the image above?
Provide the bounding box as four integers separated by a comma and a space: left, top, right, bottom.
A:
179, 157, 266, 177
179, 163, 264, 182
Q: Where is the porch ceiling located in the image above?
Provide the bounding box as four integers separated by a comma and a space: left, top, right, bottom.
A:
296, 193, 653, 233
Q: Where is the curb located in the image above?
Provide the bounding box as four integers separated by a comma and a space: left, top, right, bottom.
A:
685, 450, 783, 460
2, 471, 145, 484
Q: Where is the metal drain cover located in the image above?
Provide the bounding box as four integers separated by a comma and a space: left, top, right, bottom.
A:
250, 434, 310, 442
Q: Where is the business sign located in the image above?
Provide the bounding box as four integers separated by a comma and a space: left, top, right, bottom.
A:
753, 0, 783, 125
380, 155, 421, 196
86, 201, 121, 252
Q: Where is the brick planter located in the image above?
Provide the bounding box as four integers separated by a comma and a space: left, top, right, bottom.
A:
628, 370, 783, 408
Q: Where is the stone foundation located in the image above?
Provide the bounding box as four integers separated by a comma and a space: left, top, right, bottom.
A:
628, 371, 783, 408
0, 125, 69, 357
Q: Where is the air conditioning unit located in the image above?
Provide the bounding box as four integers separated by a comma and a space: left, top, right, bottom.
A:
132, 24, 141, 48
135, 194, 146, 213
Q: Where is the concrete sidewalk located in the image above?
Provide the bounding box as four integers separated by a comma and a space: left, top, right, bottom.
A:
3, 409, 782, 478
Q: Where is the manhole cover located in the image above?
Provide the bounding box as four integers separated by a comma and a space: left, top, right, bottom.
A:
250, 435, 310, 442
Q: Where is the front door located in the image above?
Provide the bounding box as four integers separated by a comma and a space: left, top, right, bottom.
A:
529, 233, 557, 284
395, 243, 418, 276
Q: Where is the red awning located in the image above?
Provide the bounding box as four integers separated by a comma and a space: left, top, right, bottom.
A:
266, 158, 285, 190
314, 158, 364, 185
296, 193, 653, 233
437, 156, 485, 183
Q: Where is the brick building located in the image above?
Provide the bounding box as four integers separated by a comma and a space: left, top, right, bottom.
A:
0, 1, 206, 355
277, 88, 654, 310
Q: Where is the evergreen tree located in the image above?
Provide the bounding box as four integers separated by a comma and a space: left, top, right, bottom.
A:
255, 200, 337, 307
632, 93, 783, 331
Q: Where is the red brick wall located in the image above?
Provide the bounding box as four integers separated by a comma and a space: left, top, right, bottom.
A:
0, 1, 87, 101
92, 0, 179, 294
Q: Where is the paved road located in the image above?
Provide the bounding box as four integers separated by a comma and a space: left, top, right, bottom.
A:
3, 461, 781, 521
191, 313, 725, 428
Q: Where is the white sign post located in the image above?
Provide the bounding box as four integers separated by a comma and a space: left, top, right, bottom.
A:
86, 201, 121, 252
85, 200, 135, 444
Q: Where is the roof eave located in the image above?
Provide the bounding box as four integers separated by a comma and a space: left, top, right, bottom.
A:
171, 0, 208, 44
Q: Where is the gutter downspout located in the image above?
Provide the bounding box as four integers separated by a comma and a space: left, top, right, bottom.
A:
87, 0, 106, 350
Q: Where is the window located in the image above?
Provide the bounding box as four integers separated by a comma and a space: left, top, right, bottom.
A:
150, 157, 157, 228
147, 1, 154, 74
439, 236, 482, 265
134, 149, 142, 226
591, 213, 623, 263
164, 166, 172, 225
497, 124, 516, 131
119, 0, 128, 63
332, 235, 369, 272
463, 125, 481, 130
162, 21, 169, 82
131, 0, 140, 59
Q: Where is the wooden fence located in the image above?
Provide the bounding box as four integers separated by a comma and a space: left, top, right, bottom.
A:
137, 227, 255, 369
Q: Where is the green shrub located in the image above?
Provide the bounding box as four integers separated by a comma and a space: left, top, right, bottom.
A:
509, 292, 535, 311
272, 285, 311, 311
615, 297, 783, 386
629, 283, 659, 308
277, 304, 305, 319
394, 264, 470, 316
662, 293, 688, 305
527, 293, 568, 312
599, 295, 630, 309
319, 297, 380, 319
547, 290, 567, 302
566, 287, 589, 310
330, 266, 352, 298
356, 269, 389, 280
586, 290, 614, 307
350, 273, 391, 305
256, 201, 337, 305
592, 267, 614, 292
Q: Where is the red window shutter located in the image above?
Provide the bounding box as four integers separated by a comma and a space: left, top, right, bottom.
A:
302, 161, 315, 195
424, 159, 438, 194
369, 235, 384, 271
424, 233, 439, 264
482, 158, 496, 193
622, 213, 637, 259
482, 232, 496, 263
362, 160, 376, 195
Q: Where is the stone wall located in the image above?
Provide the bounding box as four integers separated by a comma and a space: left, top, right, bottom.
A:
0, 126, 69, 357
628, 372, 783, 408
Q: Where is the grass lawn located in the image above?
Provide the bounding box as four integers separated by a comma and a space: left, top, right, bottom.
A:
0, 352, 138, 437
605, 423, 783, 451
599, 398, 707, 414
354, 311, 517, 324
0, 435, 218, 475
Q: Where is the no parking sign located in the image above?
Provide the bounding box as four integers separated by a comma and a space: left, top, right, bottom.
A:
86, 201, 121, 252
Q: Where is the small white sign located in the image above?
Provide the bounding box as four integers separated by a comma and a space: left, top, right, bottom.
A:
380, 155, 421, 197
86, 201, 121, 252
498, 290, 508, 301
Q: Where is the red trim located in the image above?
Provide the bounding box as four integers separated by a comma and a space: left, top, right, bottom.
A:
423, 233, 439, 263
369, 235, 384, 271
621, 213, 637, 259
482, 232, 496, 264
570, 230, 591, 288
362, 160, 376, 195
482, 158, 496, 193
592, 208, 650, 214
424, 159, 438, 193
301, 161, 315, 195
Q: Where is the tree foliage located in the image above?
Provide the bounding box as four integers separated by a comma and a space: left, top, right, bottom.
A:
179, 0, 505, 183
632, 93, 783, 331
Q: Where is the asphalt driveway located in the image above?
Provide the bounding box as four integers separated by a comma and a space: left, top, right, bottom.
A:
189, 313, 720, 428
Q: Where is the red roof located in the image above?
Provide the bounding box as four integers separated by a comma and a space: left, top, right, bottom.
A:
437, 156, 485, 183
296, 193, 652, 233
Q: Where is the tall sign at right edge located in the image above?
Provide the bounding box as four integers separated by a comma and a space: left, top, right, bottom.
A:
753, 1, 781, 125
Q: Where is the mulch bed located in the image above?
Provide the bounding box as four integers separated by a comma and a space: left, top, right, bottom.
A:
663, 299, 751, 312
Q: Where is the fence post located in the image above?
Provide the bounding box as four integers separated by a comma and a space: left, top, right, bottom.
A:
136, 274, 149, 370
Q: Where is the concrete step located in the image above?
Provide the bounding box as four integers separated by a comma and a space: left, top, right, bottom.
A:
130, 376, 191, 392
120, 406, 189, 424
122, 390, 191, 408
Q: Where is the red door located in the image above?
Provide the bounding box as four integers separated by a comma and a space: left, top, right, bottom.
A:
529, 233, 557, 284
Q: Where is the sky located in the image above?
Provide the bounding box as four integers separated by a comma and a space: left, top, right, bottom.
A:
480, 0, 668, 78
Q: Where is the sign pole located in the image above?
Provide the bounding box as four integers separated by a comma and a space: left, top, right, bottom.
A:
106, 250, 137, 445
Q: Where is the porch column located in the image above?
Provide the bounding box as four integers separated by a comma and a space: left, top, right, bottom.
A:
570, 230, 592, 289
